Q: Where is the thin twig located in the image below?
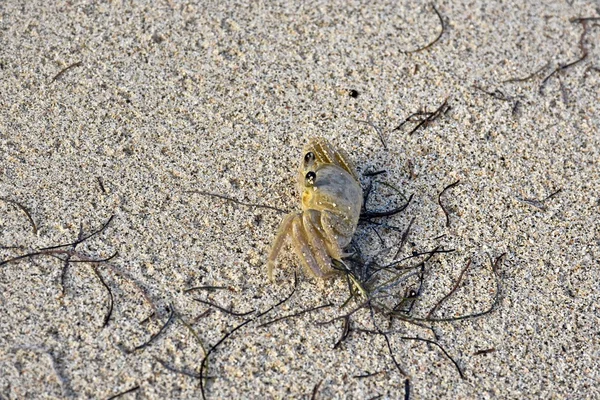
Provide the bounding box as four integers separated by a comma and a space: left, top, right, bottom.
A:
540, 19, 590, 93
516, 188, 562, 211
67, 251, 119, 263
1, 197, 38, 234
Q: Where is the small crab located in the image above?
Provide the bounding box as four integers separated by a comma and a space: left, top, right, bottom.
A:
266, 137, 363, 279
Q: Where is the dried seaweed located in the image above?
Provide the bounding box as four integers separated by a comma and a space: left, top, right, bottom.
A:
404, 4, 445, 53
187, 190, 287, 213
50, 61, 82, 83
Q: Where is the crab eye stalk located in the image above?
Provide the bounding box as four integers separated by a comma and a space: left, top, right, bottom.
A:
304, 151, 315, 166
305, 171, 316, 187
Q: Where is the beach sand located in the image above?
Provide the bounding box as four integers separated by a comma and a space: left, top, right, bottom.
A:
1, 1, 599, 398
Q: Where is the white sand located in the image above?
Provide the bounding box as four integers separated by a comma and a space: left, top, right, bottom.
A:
1, 1, 599, 398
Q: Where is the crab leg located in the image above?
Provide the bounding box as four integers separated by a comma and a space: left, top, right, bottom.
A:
302, 210, 335, 275
291, 216, 327, 278
320, 210, 352, 260
266, 212, 298, 280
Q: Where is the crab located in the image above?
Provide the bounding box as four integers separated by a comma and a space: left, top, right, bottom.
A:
266, 137, 363, 279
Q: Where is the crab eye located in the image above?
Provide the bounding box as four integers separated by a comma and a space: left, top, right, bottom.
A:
304, 151, 315, 166
305, 171, 316, 187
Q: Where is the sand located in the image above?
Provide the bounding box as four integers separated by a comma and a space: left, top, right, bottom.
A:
1, 1, 599, 398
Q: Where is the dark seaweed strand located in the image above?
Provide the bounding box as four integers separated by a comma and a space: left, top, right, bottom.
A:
389, 253, 504, 322
473, 348, 496, 355
438, 180, 460, 227
540, 19, 591, 93
401, 261, 427, 315
361, 194, 413, 219
93, 265, 114, 328
154, 357, 201, 378
363, 170, 387, 177
353, 371, 383, 379
368, 303, 406, 377
501, 61, 550, 83
1, 250, 57, 267
0, 197, 37, 234
408, 97, 450, 135
40, 215, 115, 251
258, 303, 333, 328
426, 258, 472, 319
314, 299, 372, 326
186, 190, 287, 214
371, 226, 385, 247
404, 379, 410, 400
183, 286, 229, 293
375, 246, 453, 272
67, 251, 119, 263
106, 385, 140, 400
97, 176, 107, 193
51, 61, 83, 83
362, 180, 373, 213
543, 188, 562, 202
393, 217, 415, 259
193, 298, 255, 317
131, 305, 176, 352
405, 3, 445, 53
200, 318, 255, 400
399, 336, 465, 379
256, 272, 298, 318
311, 379, 323, 400
333, 315, 351, 349
355, 119, 387, 150
199, 273, 298, 398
